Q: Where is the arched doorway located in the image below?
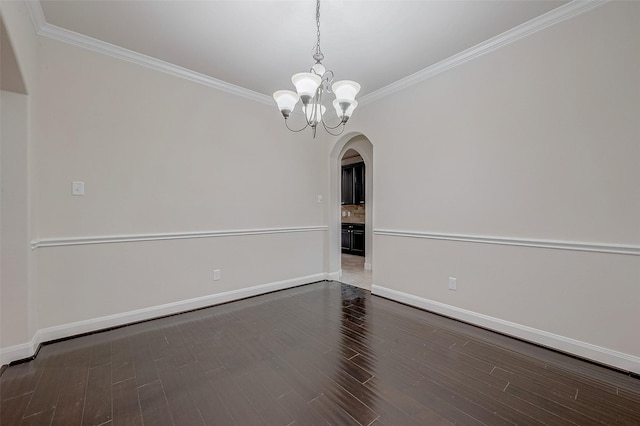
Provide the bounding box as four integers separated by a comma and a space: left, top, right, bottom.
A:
329, 133, 373, 290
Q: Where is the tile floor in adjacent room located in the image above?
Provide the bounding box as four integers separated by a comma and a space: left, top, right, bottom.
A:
340, 253, 372, 290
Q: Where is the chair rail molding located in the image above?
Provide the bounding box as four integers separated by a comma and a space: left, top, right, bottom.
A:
374, 229, 640, 256
31, 226, 328, 249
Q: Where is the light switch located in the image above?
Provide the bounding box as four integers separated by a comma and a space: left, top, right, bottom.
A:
317, 195, 323, 204
72, 181, 85, 196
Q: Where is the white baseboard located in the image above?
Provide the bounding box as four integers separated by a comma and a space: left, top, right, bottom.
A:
372, 285, 640, 375
0, 342, 35, 366
327, 271, 341, 281
1, 273, 326, 366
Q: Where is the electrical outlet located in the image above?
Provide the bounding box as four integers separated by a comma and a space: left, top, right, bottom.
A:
213, 269, 221, 281
449, 277, 457, 291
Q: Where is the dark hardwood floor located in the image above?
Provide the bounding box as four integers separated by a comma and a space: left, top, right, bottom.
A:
2, 281, 639, 425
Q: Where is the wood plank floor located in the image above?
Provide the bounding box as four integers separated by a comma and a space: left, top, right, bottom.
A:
2, 281, 639, 425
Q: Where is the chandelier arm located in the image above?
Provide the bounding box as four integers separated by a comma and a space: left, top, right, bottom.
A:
321, 120, 346, 137
284, 118, 310, 133
303, 102, 316, 126
320, 115, 344, 130
324, 71, 334, 87
306, 89, 324, 127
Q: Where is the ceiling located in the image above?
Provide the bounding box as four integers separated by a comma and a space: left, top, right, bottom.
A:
37, 0, 570, 100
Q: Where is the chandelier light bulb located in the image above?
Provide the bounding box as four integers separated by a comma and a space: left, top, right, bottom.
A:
273, 90, 300, 118
305, 103, 326, 125
344, 100, 358, 118
292, 72, 322, 105
333, 99, 358, 122
331, 80, 361, 102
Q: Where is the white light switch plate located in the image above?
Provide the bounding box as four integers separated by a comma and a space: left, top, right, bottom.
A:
72, 181, 85, 196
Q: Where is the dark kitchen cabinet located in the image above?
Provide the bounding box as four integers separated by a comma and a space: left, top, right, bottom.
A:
353, 162, 365, 204
341, 223, 365, 256
341, 162, 365, 205
341, 166, 353, 205
341, 227, 351, 251
351, 227, 365, 255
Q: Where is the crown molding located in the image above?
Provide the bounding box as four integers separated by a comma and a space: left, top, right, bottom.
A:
359, 0, 609, 106
24, 1, 273, 106
25, 0, 608, 107
25, 0, 46, 29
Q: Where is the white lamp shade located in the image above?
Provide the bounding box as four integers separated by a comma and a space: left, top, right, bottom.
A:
331, 80, 360, 101
292, 72, 322, 98
305, 103, 326, 124
333, 99, 358, 118
273, 90, 299, 113
345, 100, 358, 117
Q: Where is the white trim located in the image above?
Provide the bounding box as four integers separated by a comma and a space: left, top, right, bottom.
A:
327, 271, 341, 281
0, 342, 34, 366
31, 226, 328, 250
24, 2, 272, 106
359, 0, 609, 105
1, 273, 327, 366
25, 0, 46, 29
372, 285, 640, 374
26, 0, 608, 107
374, 229, 639, 256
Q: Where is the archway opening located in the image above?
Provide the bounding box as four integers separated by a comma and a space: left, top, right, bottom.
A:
329, 133, 373, 290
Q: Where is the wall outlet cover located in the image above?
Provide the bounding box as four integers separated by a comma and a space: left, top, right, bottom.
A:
449, 277, 457, 291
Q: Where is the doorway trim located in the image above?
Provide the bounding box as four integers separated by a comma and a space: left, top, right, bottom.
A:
329, 132, 374, 282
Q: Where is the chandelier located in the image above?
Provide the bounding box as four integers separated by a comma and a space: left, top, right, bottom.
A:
273, 0, 360, 138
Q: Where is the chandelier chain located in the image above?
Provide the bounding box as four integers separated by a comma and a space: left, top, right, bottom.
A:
315, 0, 322, 58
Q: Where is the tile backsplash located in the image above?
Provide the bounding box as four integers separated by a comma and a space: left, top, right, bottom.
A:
341, 204, 365, 223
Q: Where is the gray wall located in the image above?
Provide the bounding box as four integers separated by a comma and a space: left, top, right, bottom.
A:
343, 1, 640, 371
